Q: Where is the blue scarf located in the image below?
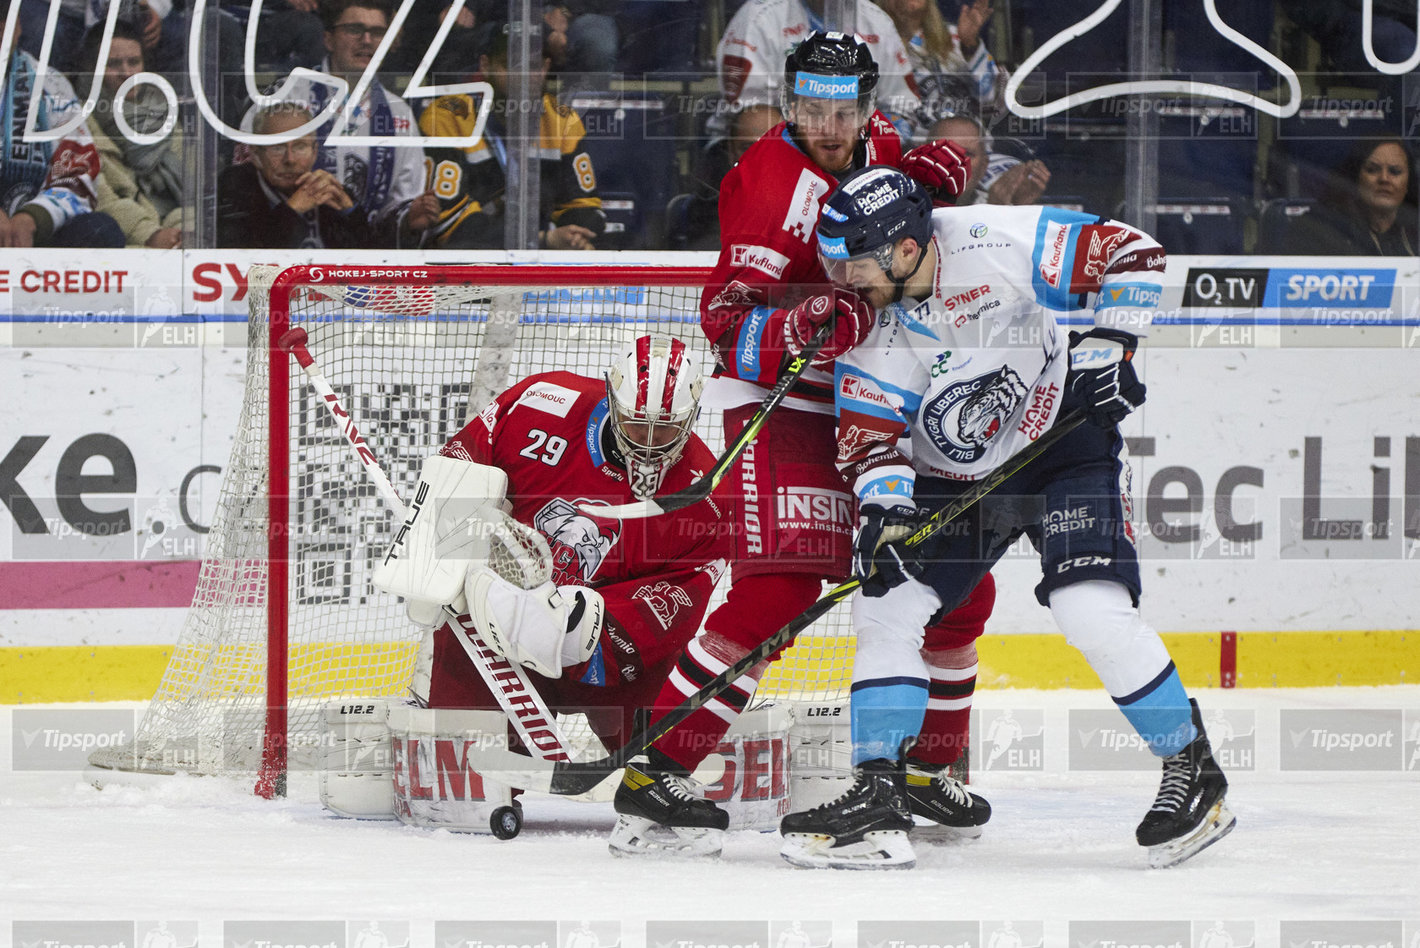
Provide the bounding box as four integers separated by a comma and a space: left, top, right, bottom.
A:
309, 77, 398, 218
1, 51, 54, 214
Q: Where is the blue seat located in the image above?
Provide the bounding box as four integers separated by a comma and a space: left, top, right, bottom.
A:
570, 91, 681, 249
1255, 197, 1318, 253
1141, 198, 1250, 256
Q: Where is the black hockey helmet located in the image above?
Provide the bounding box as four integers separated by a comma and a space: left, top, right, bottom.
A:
817, 167, 933, 298
782, 30, 879, 120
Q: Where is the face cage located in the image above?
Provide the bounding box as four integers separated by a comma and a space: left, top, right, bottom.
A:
818, 239, 896, 289
606, 400, 698, 500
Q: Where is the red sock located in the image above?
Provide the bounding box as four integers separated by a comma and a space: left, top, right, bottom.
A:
648, 571, 822, 773
912, 650, 978, 767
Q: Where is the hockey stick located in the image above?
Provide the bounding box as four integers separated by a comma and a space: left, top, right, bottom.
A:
276, 327, 579, 768
580, 321, 834, 520
469, 408, 1089, 795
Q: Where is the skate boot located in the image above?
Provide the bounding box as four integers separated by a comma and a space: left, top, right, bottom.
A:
1136, 698, 1237, 868
779, 758, 915, 869
609, 757, 728, 858
904, 758, 992, 839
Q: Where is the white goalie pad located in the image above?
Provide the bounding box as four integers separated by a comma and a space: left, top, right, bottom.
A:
387, 704, 518, 834
372, 455, 509, 607
319, 699, 397, 820
704, 703, 796, 831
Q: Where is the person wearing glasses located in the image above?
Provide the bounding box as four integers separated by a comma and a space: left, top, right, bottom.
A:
217, 103, 377, 248
238, 0, 438, 248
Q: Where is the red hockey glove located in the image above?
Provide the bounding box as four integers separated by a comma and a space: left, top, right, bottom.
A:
900, 139, 971, 207
783, 289, 876, 367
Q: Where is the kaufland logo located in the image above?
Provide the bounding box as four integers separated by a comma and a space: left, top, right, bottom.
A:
731, 244, 789, 280
1039, 220, 1069, 287
839, 374, 897, 411
794, 71, 858, 99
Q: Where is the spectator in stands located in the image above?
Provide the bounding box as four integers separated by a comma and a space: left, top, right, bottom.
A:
217, 102, 378, 247
926, 112, 1050, 206
77, 22, 186, 248
222, 0, 326, 73
880, 0, 1007, 126
716, 0, 920, 132
416, 20, 605, 250
1267, 138, 1418, 255
543, 0, 618, 92
240, 0, 439, 247
0, 1, 124, 247
671, 103, 784, 251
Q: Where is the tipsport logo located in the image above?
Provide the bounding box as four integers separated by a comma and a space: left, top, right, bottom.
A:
858, 921, 1044, 948
972, 709, 1045, 772
1279, 920, 1403, 948
224, 920, 345, 948
647, 921, 767, 948
1279, 709, 1405, 771
12, 708, 135, 771
435, 922, 557, 948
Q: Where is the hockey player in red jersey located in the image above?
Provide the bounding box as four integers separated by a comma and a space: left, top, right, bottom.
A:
419, 336, 730, 787
611, 31, 994, 858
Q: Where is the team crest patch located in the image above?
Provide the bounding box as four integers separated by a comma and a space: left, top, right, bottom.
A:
922, 367, 1028, 464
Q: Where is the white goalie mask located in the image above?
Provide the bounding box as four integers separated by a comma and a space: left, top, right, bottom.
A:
605, 334, 704, 499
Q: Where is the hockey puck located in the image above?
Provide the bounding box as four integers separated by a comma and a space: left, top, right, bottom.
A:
490, 805, 522, 840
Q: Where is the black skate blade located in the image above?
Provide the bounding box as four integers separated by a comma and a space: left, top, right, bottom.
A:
1146, 799, 1237, 868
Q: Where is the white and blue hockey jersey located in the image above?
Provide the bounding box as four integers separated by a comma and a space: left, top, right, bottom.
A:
835, 205, 1165, 503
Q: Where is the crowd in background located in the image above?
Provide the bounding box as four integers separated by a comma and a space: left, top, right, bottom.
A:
2, 0, 1416, 254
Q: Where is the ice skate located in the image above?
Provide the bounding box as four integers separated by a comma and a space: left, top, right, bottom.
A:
608, 759, 728, 858
904, 758, 991, 840
1136, 699, 1237, 868
779, 758, 915, 869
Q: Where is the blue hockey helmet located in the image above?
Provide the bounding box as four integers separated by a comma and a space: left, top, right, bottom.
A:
816, 166, 933, 288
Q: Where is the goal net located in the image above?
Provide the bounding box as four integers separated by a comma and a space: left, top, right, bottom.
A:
89, 264, 856, 795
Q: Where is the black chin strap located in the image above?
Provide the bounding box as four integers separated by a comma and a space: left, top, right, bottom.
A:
889, 240, 930, 305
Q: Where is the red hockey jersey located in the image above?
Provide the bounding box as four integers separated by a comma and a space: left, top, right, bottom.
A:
440, 371, 730, 688
700, 115, 904, 407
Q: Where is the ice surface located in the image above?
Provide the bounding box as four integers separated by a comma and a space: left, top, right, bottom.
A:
3, 687, 1418, 940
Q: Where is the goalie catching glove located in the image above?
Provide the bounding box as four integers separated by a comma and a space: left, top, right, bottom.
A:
852, 500, 928, 596
783, 289, 875, 367
466, 567, 605, 679
1067, 327, 1146, 428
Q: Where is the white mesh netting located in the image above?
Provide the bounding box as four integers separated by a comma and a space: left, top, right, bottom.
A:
89, 264, 855, 787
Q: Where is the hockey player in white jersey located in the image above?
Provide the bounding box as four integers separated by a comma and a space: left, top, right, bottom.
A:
778, 166, 1236, 870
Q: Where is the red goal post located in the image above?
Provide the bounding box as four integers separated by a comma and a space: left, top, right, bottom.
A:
89, 264, 857, 796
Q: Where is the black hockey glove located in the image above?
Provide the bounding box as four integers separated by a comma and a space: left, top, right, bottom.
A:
1067, 328, 1146, 428
853, 501, 927, 596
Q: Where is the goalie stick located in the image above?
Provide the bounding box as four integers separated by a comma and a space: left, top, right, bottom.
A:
579, 321, 833, 520
276, 327, 580, 770
468, 409, 1089, 795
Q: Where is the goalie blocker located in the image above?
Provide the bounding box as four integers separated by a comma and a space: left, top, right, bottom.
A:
319, 699, 798, 835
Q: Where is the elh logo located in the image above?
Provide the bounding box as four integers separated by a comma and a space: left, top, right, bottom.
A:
973, 709, 1045, 772
1203, 709, 1255, 772
347, 921, 411, 948
769, 921, 832, 948
558, 920, 621, 948
1192, 920, 1255, 948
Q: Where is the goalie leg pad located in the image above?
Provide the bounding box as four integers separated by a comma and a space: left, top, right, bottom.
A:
387, 705, 518, 834
320, 699, 397, 820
